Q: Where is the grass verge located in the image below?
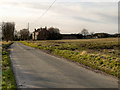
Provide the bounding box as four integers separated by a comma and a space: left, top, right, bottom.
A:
2, 42, 17, 89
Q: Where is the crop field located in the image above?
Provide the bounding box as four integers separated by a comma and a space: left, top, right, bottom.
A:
21, 38, 120, 78
2, 41, 16, 89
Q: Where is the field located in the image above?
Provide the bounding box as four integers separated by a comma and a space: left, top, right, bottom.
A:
21, 38, 120, 78
2, 41, 16, 89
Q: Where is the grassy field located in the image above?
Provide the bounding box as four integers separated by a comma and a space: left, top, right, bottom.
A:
21, 38, 120, 78
2, 41, 16, 89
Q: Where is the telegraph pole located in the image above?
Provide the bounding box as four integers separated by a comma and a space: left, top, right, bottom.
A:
27, 22, 29, 31
27, 22, 30, 40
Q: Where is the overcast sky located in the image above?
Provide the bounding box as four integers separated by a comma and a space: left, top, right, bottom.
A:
0, 0, 118, 34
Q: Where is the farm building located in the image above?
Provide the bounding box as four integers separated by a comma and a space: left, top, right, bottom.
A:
61, 34, 78, 39
32, 27, 49, 40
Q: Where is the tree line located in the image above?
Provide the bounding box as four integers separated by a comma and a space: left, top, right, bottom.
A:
1, 22, 120, 41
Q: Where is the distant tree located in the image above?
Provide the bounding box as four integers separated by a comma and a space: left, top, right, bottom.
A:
90, 32, 94, 35
29, 33, 33, 40
113, 33, 120, 37
38, 27, 50, 40
17, 31, 21, 40
89, 32, 94, 38
77, 33, 83, 39
20, 29, 29, 40
81, 28, 89, 36
2, 22, 15, 42
14, 30, 18, 41
93, 33, 110, 38
48, 27, 61, 40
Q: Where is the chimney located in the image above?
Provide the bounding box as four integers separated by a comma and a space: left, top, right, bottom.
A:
35, 29, 37, 32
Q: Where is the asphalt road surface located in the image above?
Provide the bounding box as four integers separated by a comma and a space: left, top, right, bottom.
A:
10, 42, 118, 88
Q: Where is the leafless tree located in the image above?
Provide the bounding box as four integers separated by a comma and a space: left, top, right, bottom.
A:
2, 22, 15, 41
48, 27, 60, 34
20, 29, 29, 40
81, 28, 89, 36
90, 32, 94, 35
14, 30, 19, 40
48, 27, 61, 40
38, 27, 49, 40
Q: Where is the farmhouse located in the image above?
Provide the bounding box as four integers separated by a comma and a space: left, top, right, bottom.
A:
32, 27, 49, 40
32, 27, 83, 40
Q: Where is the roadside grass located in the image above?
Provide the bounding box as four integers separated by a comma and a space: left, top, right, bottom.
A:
20, 38, 120, 78
2, 41, 16, 89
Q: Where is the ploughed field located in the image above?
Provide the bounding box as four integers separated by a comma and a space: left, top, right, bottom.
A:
21, 38, 120, 78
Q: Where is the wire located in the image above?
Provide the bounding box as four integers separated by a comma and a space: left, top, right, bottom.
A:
31, 0, 57, 24
39, 0, 56, 19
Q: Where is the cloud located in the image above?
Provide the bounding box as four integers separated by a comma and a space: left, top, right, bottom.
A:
72, 16, 100, 23
0, 1, 118, 34
95, 12, 117, 23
